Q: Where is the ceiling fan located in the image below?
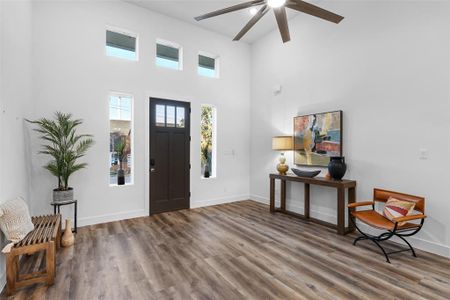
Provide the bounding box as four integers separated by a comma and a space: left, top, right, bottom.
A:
194, 0, 344, 43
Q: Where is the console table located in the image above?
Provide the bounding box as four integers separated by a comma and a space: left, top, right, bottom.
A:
269, 173, 356, 235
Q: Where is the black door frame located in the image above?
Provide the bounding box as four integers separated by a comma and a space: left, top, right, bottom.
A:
149, 97, 191, 215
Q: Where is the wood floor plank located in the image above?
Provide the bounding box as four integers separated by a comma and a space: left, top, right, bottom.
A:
2, 200, 449, 300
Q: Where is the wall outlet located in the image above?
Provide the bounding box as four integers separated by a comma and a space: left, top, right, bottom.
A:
419, 148, 428, 160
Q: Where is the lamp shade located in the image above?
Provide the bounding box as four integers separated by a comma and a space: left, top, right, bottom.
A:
272, 136, 293, 151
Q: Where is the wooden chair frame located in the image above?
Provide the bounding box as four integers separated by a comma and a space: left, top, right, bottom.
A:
5, 214, 61, 295
348, 189, 426, 263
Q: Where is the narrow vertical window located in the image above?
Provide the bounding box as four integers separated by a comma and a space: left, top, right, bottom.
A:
198, 52, 219, 78
109, 94, 133, 185
156, 40, 182, 70
200, 105, 217, 178
106, 29, 137, 61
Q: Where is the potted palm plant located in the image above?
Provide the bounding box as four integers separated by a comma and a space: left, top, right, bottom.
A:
27, 112, 94, 202
114, 137, 127, 185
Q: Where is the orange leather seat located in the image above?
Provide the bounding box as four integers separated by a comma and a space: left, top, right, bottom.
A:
351, 210, 421, 231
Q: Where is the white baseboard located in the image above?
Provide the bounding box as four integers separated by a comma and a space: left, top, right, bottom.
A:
250, 194, 450, 258
78, 209, 148, 227
191, 194, 249, 209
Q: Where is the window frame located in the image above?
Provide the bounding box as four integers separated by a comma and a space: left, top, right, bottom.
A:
198, 51, 220, 78
155, 38, 183, 71
109, 91, 135, 187
105, 26, 139, 61
200, 104, 217, 179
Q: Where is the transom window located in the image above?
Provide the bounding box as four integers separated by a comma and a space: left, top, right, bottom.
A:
106, 29, 137, 61
155, 104, 185, 128
198, 52, 219, 78
156, 40, 182, 70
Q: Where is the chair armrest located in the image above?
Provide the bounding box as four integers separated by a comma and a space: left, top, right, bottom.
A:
393, 214, 427, 223
348, 201, 374, 208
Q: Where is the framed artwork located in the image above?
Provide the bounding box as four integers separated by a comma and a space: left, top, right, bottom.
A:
294, 110, 343, 167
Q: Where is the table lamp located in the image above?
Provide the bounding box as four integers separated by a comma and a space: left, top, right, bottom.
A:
272, 136, 293, 175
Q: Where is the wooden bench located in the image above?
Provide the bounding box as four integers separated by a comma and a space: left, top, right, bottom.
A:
5, 214, 61, 295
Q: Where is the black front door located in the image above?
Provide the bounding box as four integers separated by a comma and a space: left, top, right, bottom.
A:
149, 98, 190, 215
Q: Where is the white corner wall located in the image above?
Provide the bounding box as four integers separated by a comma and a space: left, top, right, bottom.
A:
30, 1, 251, 225
0, 0, 34, 288
250, 1, 450, 257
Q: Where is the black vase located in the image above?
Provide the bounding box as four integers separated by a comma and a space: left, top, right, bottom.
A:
117, 169, 125, 185
328, 156, 347, 180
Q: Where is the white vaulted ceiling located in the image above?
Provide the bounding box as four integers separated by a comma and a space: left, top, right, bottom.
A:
125, 0, 302, 43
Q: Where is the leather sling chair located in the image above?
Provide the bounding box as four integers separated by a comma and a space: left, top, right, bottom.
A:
348, 188, 426, 263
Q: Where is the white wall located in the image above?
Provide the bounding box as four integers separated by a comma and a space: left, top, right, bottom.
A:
0, 0, 34, 288
30, 1, 251, 225
250, 0, 450, 257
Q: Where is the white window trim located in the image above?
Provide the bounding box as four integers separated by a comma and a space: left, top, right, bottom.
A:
109, 91, 135, 187
156, 38, 183, 71
105, 25, 139, 61
201, 104, 217, 179
198, 50, 220, 79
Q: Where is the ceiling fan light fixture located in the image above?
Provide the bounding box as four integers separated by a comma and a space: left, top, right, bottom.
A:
267, 0, 286, 8
249, 7, 258, 16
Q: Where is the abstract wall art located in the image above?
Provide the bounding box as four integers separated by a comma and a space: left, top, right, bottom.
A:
294, 110, 343, 167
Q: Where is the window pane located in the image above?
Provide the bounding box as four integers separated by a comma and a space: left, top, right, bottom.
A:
156, 42, 180, 70
166, 106, 175, 127
198, 67, 216, 78
156, 105, 165, 127
106, 30, 136, 60
201, 105, 216, 178
176, 107, 185, 128
199, 55, 215, 69
110, 95, 133, 185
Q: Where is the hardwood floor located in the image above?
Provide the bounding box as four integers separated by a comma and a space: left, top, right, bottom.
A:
2, 200, 450, 299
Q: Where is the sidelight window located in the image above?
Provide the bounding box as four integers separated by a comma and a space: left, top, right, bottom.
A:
109, 93, 134, 186
200, 105, 216, 178
106, 28, 137, 61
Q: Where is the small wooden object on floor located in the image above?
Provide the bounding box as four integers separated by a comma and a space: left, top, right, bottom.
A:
61, 219, 75, 247
269, 173, 356, 235
5, 214, 61, 295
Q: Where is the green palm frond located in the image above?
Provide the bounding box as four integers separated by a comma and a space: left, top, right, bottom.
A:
27, 112, 94, 190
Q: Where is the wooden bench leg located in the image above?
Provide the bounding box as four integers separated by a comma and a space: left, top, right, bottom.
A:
6, 252, 18, 295
46, 241, 55, 285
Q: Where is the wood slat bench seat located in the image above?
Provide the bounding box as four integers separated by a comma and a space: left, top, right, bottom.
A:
5, 214, 61, 295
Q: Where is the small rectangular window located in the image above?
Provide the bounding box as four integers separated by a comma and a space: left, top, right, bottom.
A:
106, 29, 137, 61
109, 94, 133, 185
200, 105, 217, 178
156, 40, 182, 70
198, 53, 219, 78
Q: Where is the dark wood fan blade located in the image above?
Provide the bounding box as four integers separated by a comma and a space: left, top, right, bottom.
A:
273, 6, 290, 43
286, 0, 344, 24
195, 0, 264, 21
233, 5, 269, 41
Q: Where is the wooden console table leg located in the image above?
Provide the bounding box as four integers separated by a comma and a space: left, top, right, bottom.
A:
304, 183, 310, 219
270, 178, 275, 213
280, 180, 286, 212
348, 187, 356, 233
337, 188, 345, 235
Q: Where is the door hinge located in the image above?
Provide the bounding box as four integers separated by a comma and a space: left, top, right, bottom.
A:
189, 108, 191, 113
189, 163, 191, 169
189, 192, 191, 197
189, 136, 191, 142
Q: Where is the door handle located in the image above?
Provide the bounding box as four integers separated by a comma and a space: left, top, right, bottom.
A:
150, 168, 156, 173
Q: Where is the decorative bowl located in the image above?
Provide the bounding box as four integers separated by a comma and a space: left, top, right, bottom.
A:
291, 168, 321, 178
